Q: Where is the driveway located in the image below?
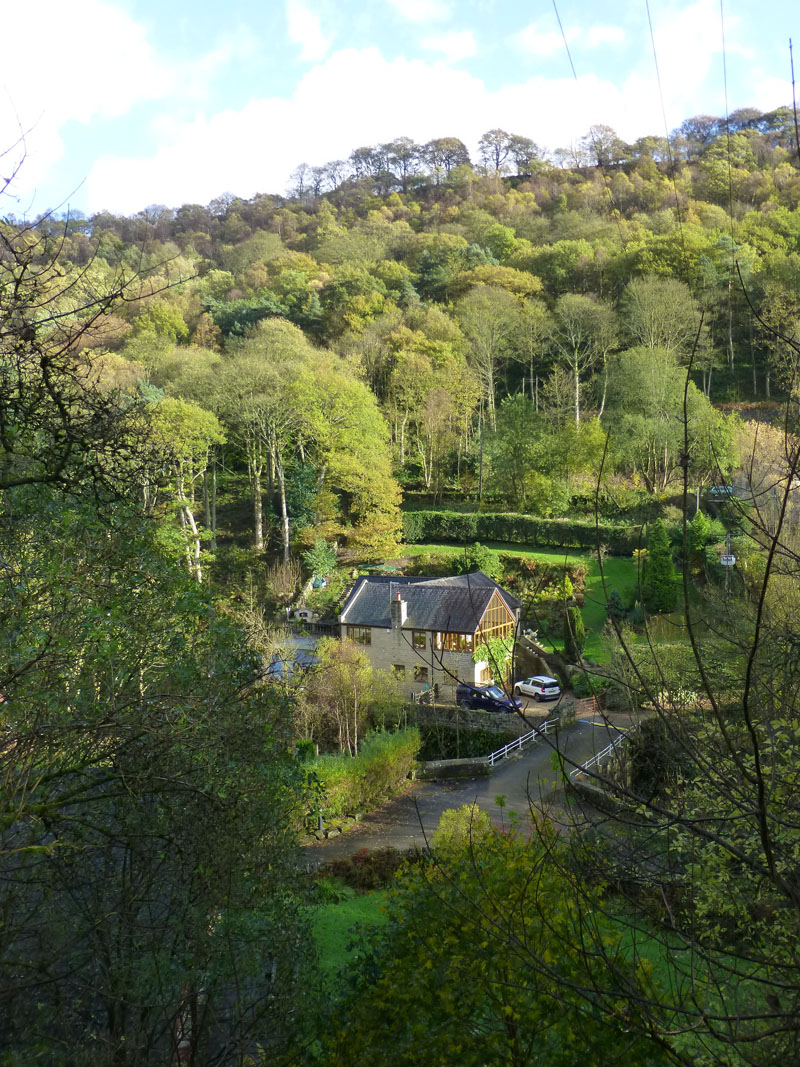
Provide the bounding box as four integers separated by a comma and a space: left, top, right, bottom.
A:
303, 715, 625, 864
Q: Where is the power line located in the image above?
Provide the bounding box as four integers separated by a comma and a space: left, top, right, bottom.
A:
550, 0, 626, 248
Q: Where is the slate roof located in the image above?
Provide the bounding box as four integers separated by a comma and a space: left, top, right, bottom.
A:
339, 572, 520, 633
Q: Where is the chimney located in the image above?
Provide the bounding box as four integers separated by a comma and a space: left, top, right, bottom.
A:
390, 589, 408, 630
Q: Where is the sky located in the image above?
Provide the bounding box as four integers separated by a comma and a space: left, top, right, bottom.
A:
1, 0, 797, 218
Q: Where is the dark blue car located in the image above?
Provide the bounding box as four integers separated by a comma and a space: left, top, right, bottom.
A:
456, 684, 522, 713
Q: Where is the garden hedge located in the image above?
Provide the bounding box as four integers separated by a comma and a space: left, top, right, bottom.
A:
310, 728, 420, 821
402, 510, 643, 556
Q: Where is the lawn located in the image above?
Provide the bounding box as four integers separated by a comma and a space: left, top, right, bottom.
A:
311, 890, 389, 982
400, 542, 641, 662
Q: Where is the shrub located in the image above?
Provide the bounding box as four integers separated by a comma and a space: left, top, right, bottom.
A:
605, 588, 626, 623
311, 876, 356, 904
310, 728, 420, 821
564, 604, 586, 662
431, 804, 495, 856
405, 551, 456, 577
303, 538, 338, 578
571, 672, 613, 699
643, 519, 678, 613
453, 541, 497, 578
295, 738, 317, 762
319, 847, 414, 892
417, 725, 505, 760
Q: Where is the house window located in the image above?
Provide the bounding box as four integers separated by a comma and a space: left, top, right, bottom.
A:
434, 632, 474, 653
392, 664, 405, 678
476, 592, 514, 643
478, 665, 492, 683
414, 665, 429, 683
346, 625, 372, 645
411, 629, 426, 650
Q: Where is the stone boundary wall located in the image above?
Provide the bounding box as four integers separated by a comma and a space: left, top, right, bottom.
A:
415, 758, 491, 780
407, 699, 575, 735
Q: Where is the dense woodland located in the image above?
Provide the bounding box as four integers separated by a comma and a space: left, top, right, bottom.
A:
2, 104, 800, 1064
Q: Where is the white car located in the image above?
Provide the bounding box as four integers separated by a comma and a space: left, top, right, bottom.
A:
514, 675, 561, 701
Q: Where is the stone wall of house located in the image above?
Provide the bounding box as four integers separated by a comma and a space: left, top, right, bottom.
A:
340, 623, 486, 700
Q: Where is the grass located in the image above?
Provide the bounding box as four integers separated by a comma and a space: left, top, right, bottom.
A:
311, 890, 389, 982
399, 542, 640, 663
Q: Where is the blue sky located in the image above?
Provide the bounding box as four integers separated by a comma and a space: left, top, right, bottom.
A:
1, 0, 796, 217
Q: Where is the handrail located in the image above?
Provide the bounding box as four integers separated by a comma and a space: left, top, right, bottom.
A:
569, 732, 628, 779
487, 718, 559, 767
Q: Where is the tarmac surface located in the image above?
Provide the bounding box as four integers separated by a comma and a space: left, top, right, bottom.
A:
302, 712, 628, 864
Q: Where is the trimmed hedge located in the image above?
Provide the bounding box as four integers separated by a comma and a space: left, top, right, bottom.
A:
310, 728, 420, 821
402, 510, 643, 556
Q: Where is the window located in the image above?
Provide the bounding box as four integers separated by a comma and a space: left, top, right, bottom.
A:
414, 665, 428, 683
434, 632, 474, 653
392, 664, 405, 678
476, 592, 514, 643
478, 665, 492, 683
346, 625, 371, 645
411, 629, 426, 650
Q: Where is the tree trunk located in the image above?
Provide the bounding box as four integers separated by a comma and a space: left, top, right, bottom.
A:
352, 691, 359, 756
177, 468, 202, 582
598, 360, 608, 418
574, 361, 581, 426
248, 440, 264, 551
399, 413, 407, 465
478, 399, 484, 506
210, 456, 217, 548
727, 277, 735, 371
275, 452, 290, 563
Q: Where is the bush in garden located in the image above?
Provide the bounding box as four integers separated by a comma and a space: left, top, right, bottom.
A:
605, 588, 626, 623
320, 847, 416, 892
454, 541, 497, 578
402, 510, 641, 555
303, 538, 338, 577
564, 604, 586, 662
309, 728, 420, 822
643, 519, 678, 613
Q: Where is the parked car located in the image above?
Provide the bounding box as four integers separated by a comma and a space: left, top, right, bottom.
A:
513, 676, 561, 701
455, 683, 522, 713
708, 484, 734, 498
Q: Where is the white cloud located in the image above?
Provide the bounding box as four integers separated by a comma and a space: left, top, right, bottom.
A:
645, 0, 736, 116
747, 73, 793, 111
0, 0, 171, 201
420, 30, 477, 63
0, 0, 254, 211
587, 25, 625, 47
183, 28, 259, 97
386, 0, 452, 24
286, 0, 331, 63
513, 22, 577, 58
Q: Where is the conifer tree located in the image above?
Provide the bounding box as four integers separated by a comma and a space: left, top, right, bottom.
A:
643, 518, 677, 612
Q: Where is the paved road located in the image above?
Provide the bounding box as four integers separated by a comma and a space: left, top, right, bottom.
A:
303, 716, 625, 864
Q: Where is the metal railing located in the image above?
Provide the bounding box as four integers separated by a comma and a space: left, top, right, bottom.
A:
411, 688, 435, 705
569, 732, 628, 781
487, 718, 559, 767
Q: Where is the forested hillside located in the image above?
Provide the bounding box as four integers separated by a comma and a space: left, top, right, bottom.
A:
3, 102, 800, 1064
13, 107, 797, 565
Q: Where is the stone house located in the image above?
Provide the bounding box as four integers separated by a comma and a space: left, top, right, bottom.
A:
338, 571, 520, 702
